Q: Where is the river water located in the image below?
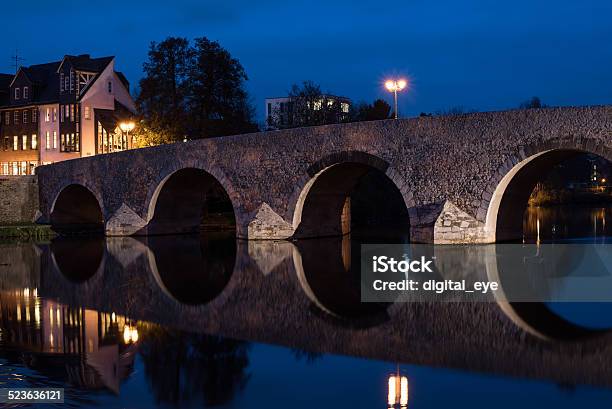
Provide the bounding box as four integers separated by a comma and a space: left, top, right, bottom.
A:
0, 206, 611, 408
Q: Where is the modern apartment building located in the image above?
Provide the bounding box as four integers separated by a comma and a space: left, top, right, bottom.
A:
265, 94, 351, 130
0, 54, 137, 175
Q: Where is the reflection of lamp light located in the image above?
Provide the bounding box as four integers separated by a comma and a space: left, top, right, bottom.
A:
388, 367, 409, 408
123, 323, 139, 344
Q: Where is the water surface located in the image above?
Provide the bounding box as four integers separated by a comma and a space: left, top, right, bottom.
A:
0, 206, 611, 408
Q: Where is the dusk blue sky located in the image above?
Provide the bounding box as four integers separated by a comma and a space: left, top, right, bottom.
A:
3, 0, 612, 122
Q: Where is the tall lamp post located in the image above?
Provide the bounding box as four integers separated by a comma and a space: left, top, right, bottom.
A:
119, 121, 136, 150
385, 79, 408, 119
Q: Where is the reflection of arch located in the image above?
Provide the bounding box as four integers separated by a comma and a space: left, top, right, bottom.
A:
50, 184, 104, 233
146, 167, 237, 236
484, 244, 607, 341
483, 141, 611, 242
291, 151, 413, 238
145, 233, 236, 305
292, 236, 390, 326
50, 236, 106, 282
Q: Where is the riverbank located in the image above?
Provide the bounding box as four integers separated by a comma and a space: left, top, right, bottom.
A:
0, 224, 55, 241
529, 189, 612, 206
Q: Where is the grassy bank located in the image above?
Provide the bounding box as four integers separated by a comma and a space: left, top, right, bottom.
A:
0, 224, 56, 241
529, 189, 612, 206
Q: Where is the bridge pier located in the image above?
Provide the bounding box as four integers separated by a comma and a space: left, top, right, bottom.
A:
410, 201, 491, 244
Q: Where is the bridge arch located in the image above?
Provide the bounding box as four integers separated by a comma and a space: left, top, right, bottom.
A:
290, 151, 414, 239
50, 183, 104, 233
482, 139, 612, 242
145, 165, 238, 236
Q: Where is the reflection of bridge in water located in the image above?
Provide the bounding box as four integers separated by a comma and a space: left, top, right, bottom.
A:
6, 235, 608, 389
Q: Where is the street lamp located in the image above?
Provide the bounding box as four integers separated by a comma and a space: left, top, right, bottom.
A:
119, 121, 136, 150
385, 79, 408, 119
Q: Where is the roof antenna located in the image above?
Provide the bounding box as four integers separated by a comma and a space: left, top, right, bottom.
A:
11, 49, 25, 74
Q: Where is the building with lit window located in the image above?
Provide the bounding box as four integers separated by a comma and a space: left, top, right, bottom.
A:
0, 54, 136, 175
265, 94, 351, 130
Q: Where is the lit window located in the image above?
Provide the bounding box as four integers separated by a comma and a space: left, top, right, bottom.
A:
341, 102, 350, 113
22, 135, 27, 150
14, 88, 20, 100
84, 106, 91, 120
21, 161, 27, 175
313, 99, 322, 110
13, 136, 18, 151
45, 108, 50, 122
52, 107, 57, 122
70, 105, 74, 122
53, 131, 57, 149
46, 132, 50, 149
31, 134, 37, 150
23, 86, 29, 99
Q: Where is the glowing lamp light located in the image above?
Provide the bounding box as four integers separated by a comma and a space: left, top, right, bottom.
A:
385, 79, 408, 92
384, 78, 408, 119
119, 121, 136, 133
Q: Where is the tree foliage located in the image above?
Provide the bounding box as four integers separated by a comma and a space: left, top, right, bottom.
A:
519, 96, 547, 109
352, 99, 392, 121
135, 36, 257, 145
434, 106, 476, 116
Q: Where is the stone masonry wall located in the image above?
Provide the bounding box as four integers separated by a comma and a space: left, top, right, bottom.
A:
0, 176, 39, 225
35, 106, 612, 242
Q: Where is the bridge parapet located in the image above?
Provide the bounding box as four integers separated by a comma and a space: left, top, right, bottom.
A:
33, 106, 612, 243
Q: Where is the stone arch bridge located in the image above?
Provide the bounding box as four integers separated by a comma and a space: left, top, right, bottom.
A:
36, 106, 612, 243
